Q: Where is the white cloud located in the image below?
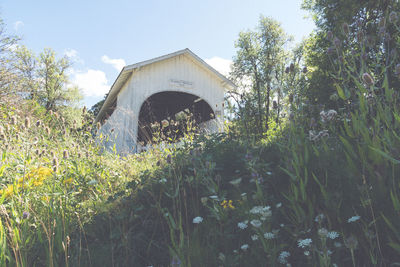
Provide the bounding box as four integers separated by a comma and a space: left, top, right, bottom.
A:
205, 57, 233, 77
71, 69, 110, 97
14, 21, 24, 32
64, 48, 84, 64
101, 55, 126, 72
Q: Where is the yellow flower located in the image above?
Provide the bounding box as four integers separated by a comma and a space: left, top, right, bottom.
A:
221, 200, 235, 210
63, 178, 73, 185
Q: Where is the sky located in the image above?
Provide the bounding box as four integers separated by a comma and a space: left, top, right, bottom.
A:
1, 0, 315, 108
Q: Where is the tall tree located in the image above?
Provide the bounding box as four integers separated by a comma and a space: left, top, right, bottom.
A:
14, 47, 82, 111
230, 16, 291, 137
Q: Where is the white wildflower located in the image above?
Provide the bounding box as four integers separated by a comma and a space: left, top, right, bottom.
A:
250, 219, 262, 228
251, 234, 258, 241
334, 242, 342, 248
238, 221, 248, 230
278, 251, 290, 264
298, 238, 312, 248
347, 215, 360, 223
314, 213, 325, 223
264, 232, 275, 239
276, 202, 282, 208
209, 195, 218, 200
192, 216, 203, 224
318, 228, 328, 237
327, 231, 339, 240
240, 244, 249, 251
304, 251, 310, 256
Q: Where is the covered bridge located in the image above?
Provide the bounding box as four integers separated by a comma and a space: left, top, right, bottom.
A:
95, 48, 236, 154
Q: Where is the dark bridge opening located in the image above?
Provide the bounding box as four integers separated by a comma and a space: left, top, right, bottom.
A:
137, 91, 214, 145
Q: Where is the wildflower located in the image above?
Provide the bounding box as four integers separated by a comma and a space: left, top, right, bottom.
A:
302, 66, 308, 73
362, 73, 374, 86
159, 178, 167, 183
161, 119, 169, 127
36, 120, 41, 127
278, 251, 290, 264
334, 241, 342, 248
304, 250, 310, 256
276, 203, 282, 208
264, 232, 275, 239
238, 221, 248, 230
318, 228, 328, 237
63, 178, 73, 185
23, 211, 30, 219
209, 195, 218, 200
240, 244, 249, 251
298, 238, 312, 248
250, 219, 262, 228
192, 216, 203, 224
251, 234, 258, 241
327, 231, 339, 240
347, 215, 360, 223
221, 200, 235, 209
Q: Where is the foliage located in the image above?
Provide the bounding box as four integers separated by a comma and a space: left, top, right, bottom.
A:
229, 16, 292, 138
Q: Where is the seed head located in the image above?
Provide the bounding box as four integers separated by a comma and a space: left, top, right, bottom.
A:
389, 11, 398, 23
289, 63, 295, 72
333, 37, 341, 48
96, 122, 101, 130
285, 66, 290, 74
63, 150, 69, 159
395, 64, 400, 76
357, 31, 364, 41
36, 120, 41, 127
24, 117, 31, 129
82, 106, 87, 114
326, 31, 333, 41
342, 23, 350, 36
273, 100, 278, 109
45, 127, 51, 135
52, 166, 58, 173
288, 94, 294, 103
35, 149, 40, 155
10, 116, 17, 125
52, 157, 58, 166
379, 18, 386, 28
362, 73, 374, 86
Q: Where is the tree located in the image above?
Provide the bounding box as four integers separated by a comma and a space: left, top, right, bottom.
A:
301, 0, 400, 107
0, 18, 20, 98
229, 16, 292, 137
14, 47, 82, 112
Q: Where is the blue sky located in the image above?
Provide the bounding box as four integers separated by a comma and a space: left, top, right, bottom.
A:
2, 0, 315, 107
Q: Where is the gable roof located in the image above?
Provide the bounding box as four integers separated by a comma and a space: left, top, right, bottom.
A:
95, 48, 236, 123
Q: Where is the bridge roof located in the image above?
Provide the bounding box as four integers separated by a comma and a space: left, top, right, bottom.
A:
95, 48, 236, 123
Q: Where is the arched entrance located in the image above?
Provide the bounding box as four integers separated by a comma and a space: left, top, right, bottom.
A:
137, 91, 215, 145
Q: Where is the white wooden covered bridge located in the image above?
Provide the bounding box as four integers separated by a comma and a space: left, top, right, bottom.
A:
95, 48, 236, 154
